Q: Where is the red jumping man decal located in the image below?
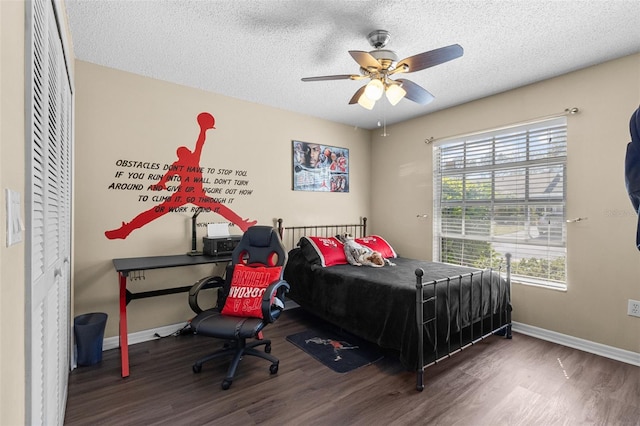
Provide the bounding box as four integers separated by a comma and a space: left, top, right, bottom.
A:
304, 337, 359, 362
105, 112, 256, 240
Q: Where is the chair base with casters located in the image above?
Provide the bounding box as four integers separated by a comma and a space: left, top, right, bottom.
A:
189, 300, 283, 390
187, 226, 290, 390
191, 332, 279, 390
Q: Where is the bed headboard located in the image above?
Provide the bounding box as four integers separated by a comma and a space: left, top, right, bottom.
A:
276, 217, 367, 251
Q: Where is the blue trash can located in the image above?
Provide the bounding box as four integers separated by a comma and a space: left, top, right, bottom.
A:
74, 312, 108, 366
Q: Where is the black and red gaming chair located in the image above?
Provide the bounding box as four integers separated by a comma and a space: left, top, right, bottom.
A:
187, 225, 289, 390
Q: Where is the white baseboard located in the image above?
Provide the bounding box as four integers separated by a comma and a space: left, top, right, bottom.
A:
103, 316, 638, 368
285, 299, 300, 310
103, 322, 189, 351
512, 322, 640, 367
102, 302, 301, 352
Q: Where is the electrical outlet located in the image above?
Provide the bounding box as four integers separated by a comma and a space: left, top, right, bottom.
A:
628, 299, 640, 318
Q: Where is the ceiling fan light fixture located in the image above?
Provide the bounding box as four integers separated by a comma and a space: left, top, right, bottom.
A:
385, 83, 406, 105
364, 78, 384, 100
301, 30, 464, 111
357, 93, 376, 110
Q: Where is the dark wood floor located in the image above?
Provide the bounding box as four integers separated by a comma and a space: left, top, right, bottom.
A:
65, 308, 640, 425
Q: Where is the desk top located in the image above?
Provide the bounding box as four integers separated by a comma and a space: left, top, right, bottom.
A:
113, 254, 232, 273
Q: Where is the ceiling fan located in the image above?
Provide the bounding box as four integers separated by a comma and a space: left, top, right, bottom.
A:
301, 30, 463, 110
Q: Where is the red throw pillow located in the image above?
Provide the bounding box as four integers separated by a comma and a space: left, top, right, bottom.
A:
221, 264, 283, 318
355, 235, 397, 258
299, 236, 347, 267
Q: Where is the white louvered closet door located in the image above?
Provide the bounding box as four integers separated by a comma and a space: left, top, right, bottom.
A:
26, 0, 73, 424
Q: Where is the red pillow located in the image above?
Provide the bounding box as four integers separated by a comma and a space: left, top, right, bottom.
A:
299, 236, 347, 267
355, 235, 397, 258
221, 264, 283, 318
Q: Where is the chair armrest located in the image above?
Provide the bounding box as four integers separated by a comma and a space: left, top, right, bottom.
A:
261, 279, 290, 323
189, 275, 225, 314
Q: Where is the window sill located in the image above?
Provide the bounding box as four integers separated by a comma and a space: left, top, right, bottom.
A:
512, 278, 567, 292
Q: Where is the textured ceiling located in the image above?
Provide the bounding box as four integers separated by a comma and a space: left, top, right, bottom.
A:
65, 0, 640, 130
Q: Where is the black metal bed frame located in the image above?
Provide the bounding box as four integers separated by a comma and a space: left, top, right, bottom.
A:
276, 217, 512, 391
276, 217, 367, 252
414, 255, 512, 390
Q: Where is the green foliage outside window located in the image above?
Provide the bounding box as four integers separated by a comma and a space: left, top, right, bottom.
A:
440, 177, 566, 281
511, 256, 566, 283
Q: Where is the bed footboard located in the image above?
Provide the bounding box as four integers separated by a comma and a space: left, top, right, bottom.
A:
414, 253, 512, 391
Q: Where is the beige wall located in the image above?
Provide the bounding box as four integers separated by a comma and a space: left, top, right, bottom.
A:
0, 1, 26, 424
73, 61, 371, 338
2, 6, 638, 423
371, 53, 640, 353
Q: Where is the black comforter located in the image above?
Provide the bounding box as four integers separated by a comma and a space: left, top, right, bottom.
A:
284, 248, 511, 369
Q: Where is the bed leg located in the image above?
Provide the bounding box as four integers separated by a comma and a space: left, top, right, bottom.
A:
493, 323, 512, 339
505, 253, 512, 340
415, 268, 425, 392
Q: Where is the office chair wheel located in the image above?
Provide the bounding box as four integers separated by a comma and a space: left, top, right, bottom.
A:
192, 363, 202, 373
265, 343, 271, 353
221, 379, 232, 390
270, 364, 278, 375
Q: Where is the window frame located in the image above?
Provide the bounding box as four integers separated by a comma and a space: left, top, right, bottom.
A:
433, 117, 568, 290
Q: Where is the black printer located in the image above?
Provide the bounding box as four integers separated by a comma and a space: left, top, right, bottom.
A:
202, 235, 241, 257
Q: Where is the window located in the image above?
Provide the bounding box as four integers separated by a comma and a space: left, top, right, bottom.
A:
433, 117, 567, 290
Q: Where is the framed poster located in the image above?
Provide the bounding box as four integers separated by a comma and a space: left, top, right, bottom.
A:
292, 141, 349, 192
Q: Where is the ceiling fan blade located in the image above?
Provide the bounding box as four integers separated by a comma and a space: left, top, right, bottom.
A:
348, 85, 367, 104
349, 50, 381, 70
395, 79, 434, 105
396, 44, 463, 73
301, 74, 358, 82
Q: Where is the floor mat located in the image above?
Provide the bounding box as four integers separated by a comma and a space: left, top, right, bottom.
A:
286, 328, 384, 373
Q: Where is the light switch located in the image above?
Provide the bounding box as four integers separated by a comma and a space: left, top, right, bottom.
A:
6, 189, 23, 246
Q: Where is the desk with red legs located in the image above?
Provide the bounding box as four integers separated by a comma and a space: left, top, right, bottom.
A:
112, 254, 231, 378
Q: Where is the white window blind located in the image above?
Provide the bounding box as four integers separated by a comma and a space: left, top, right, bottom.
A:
433, 117, 567, 289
